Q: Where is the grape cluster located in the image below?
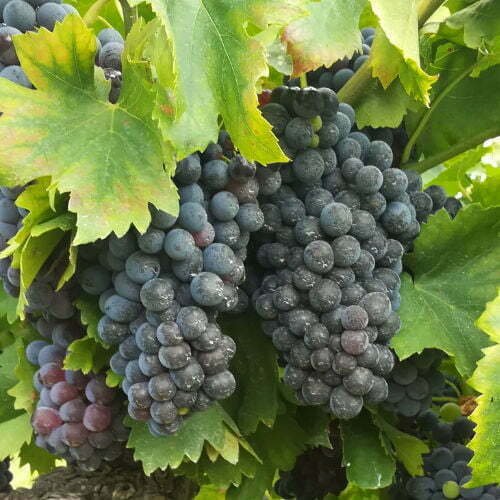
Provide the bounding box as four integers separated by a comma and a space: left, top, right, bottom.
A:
413, 184, 463, 223
417, 405, 476, 446
27, 314, 128, 471
77, 142, 269, 435
383, 350, 446, 418
0, 458, 12, 494
290, 27, 408, 165
251, 84, 436, 418
405, 411, 499, 500
0, 185, 25, 297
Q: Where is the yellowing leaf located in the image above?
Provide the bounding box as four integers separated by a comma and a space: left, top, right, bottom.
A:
0, 413, 33, 460
282, 0, 366, 76
368, 0, 436, 104
0, 16, 177, 245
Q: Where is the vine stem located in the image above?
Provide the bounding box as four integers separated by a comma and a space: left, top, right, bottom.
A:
337, 60, 373, 105
402, 127, 500, 172
417, 0, 446, 28
401, 63, 476, 164
119, 0, 137, 36
299, 73, 308, 88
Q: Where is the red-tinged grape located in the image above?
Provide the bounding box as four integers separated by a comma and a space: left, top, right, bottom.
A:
32, 407, 63, 435
88, 430, 114, 450
65, 370, 90, 389
128, 403, 150, 421
192, 223, 215, 248
59, 398, 87, 423
258, 89, 272, 107
38, 362, 65, 387
61, 422, 89, 447
83, 404, 112, 432
50, 381, 80, 406
85, 378, 115, 405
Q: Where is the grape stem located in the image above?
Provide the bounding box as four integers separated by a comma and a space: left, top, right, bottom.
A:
299, 73, 308, 88
401, 126, 500, 173
401, 63, 477, 165
337, 58, 372, 106
417, 0, 446, 28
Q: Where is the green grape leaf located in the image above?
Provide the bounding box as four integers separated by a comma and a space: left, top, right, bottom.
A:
294, 405, 331, 448
405, 43, 500, 160
470, 165, 500, 208
19, 438, 57, 476
373, 413, 429, 476
466, 290, 500, 486
196, 485, 226, 500
0, 16, 177, 245
0, 413, 33, 460
0, 340, 23, 424
129, 0, 296, 164
71, 0, 125, 34
340, 411, 395, 489
180, 446, 259, 490
64, 337, 109, 374
106, 368, 123, 388
282, 0, 366, 76
66, 293, 109, 372
350, 76, 415, 129
368, 0, 436, 104
57, 232, 78, 290
17, 230, 66, 317
227, 412, 312, 499
392, 205, 499, 377
437, 0, 500, 51
8, 337, 37, 414
220, 314, 279, 434
75, 293, 102, 341
0, 178, 54, 262
0, 286, 19, 324
127, 404, 248, 474
338, 484, 383, 500
0, 341, 20, 391
253, 25, 293, 78
426, 144, 491, 196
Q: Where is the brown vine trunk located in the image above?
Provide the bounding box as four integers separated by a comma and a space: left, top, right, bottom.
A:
1, 458, 198, 500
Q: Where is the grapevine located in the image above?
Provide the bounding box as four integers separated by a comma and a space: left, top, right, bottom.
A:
0, 1, 498, 499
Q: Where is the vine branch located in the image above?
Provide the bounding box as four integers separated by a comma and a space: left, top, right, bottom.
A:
401, 127, 500, 173
337, 61, 373, 106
